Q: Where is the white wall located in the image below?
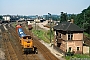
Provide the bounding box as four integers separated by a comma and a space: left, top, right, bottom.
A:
3, 16, 10, 21
83, 46, 89, 54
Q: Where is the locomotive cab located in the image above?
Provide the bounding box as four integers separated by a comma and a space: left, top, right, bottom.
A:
21, 35, 38, 54
22, 35, 33, 48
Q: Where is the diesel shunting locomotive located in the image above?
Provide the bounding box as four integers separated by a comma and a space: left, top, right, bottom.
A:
16, 24, 38, 54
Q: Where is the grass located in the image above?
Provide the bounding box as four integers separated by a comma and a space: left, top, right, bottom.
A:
65, 54, 90, 60
12, 22, 16, 27
74, 54, 90, 58
32, 29, 54, 43
32, 29, 50, 43
46, 30, 54, 40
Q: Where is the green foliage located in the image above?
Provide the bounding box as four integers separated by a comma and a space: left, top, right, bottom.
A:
65, 6, 90, 34
84, 32, 90, 37
60, 12, 67, 22
76, 6, 90, 33
12, 22, 16, 27
45, 15, 49, 20
44, 15, 59, 21
74, 54, 90, 58
66, 52, 74, 56
0, 15, 3, 20
52, 16, 58, 21
32, 29, 50, 43
47, 30, 54, 40
32, 29, 55, 43
65, 54, 90, 60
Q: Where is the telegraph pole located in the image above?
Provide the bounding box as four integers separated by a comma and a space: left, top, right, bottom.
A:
35, 15, 38, 30
35, 18, 36, 30
48, 13, 52, 44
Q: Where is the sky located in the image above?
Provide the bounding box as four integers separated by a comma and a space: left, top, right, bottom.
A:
0, 0, 90, 16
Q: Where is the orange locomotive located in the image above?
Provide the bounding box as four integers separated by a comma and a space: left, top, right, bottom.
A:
16, 25, 38, 54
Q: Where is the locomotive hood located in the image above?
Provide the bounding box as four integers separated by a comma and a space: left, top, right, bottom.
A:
18, 28, 26, 37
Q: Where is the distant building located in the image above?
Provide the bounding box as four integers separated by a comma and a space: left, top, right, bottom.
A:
3, 15, 11, 22
10, 15, 19, 21
53, 21, 84, 54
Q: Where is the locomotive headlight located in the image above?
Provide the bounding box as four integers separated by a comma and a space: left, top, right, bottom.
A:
27, 44, 30, 47
27, 41, 30, 43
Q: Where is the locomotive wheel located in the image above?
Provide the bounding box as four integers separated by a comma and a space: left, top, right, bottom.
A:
35, 49, 38, 54
34, 47, 38, 54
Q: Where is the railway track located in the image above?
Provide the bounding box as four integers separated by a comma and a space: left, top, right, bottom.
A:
2, 33, 18, 60
33, 36, 59, 60
8, 24, 40, 60
1, 24, 22, 60
22, 24, 59, 60
0, 23, 59, 60
2, 23, 59, 60
23, 54, 40, 60
6, 24, 25, 60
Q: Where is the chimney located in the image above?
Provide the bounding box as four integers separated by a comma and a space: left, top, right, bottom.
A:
67, 20, 70, 22
70, 19, 74, 23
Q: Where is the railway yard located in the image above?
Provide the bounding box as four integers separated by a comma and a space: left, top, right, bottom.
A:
0, 23, 60, 60
1, 22, 90, 60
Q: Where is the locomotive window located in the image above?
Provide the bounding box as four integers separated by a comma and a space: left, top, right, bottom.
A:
23, 36, 31, 39
28, 36, 31, 39
23, 37, 27, 39
27, 41, 30, 43
60, 34, 62, 38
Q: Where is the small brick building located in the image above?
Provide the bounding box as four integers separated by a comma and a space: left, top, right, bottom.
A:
53, 21, 84, 54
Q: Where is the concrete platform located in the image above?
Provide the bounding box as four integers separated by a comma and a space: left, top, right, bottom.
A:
40, 40, 65, 60
0, 48, 5, 60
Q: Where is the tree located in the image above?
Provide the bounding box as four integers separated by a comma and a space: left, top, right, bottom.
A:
0, 16, 3, 20
60, 12, 67, 22
67, 6, 90, 29
74, 6, 90, 33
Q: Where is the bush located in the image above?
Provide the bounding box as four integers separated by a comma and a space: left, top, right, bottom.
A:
65, 51, 74, 56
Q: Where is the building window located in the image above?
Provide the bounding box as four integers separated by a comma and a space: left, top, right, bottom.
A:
68, 33, 73, 40
77, 47, 80, 51
60, 34, 61, 38
68, 47, 71, 52
56, 31, 58, 36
